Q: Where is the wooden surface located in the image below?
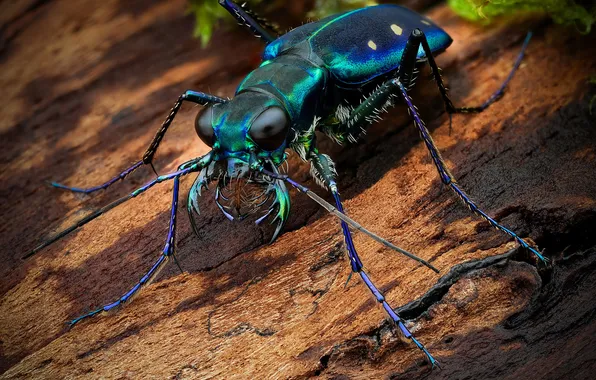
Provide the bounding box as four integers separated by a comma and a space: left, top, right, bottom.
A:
1, 0, 596, 379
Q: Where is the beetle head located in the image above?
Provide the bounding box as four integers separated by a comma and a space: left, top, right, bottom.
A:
190, 91, 291, 240
195, 91, 290, 167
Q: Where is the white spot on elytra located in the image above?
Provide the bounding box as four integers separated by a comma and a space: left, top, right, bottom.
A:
421, 20, 431, 26
391, 24, 403, 36
368, 40, 377, 50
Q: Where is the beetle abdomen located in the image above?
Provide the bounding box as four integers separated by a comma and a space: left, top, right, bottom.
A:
264, 5, 452, 85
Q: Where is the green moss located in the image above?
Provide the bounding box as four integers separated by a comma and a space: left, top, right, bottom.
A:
187, 0, 231, 47
448, 0, 596, 34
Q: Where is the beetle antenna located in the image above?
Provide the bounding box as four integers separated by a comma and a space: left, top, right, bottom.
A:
260, 169, 439, 273
24, 164, 202, 259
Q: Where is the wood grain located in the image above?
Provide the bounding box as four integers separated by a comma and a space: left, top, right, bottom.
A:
1, 1, 595, 378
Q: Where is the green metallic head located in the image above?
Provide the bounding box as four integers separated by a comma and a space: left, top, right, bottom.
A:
190, 91, 292, 241
196, 91, 290, 166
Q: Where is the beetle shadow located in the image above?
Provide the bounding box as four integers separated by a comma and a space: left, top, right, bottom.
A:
1, 203, 303, 372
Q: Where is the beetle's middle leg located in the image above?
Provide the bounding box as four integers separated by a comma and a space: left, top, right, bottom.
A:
307, 150, 439, 368
52, 90, 226, 194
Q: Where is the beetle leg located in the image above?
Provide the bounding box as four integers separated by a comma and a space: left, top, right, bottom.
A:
391, 78, 548, 263
306, 150, 440, 367
219, 0, 278, 43
307, 149, 338, 191
322, 72, 547, 259
143, 90, 227, 166
428, 31, 531, 115
50, 160, 144, 194
187, 168, 211, 237
337, 80, 400, 142
50, 91, 226, 195
400, 28, 531, 123
329, 69, 547, 263
307, 149, 438, 272
68, 160, 195, 327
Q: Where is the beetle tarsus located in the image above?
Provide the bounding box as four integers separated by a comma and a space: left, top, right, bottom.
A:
49, 160, 143, 195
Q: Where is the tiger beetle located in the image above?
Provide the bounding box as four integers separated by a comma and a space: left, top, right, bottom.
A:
24, 0, 547, 368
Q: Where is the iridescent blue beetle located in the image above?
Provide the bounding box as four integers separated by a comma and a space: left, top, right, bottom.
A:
25, 0, 545, 367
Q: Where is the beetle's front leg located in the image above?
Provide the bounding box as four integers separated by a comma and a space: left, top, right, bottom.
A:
307, 150, 439, 367
50, 91, 226, 195
308, 150, 360, 271
68, 158, 204, 327
308, 149, 338, 192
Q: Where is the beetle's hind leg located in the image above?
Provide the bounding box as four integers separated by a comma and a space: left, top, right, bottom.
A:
389, 78, 547, 263
51, 90, 226, 194
307, 150, 440, 368
329, 73, 546, 263
68, 159, 199, 327
398, 29, 531, 130
219, 0, 278, 43
445, 32, 532, 114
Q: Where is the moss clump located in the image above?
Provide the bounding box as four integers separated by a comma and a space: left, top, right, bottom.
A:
448, 0, 596, 34
187, 0, 232, 47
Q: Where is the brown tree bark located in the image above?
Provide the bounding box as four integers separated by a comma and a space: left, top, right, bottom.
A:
1, 0, 595, 379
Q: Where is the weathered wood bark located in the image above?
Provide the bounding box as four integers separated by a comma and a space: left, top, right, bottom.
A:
1, 0, 595, 379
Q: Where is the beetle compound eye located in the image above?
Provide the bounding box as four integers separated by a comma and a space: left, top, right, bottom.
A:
249, 107, 289, 151
195, 106, 215, 147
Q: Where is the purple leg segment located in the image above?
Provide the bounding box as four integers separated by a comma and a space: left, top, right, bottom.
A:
451, 32, 532, 114
332, 190, 439, 367
51, 160, 143, 194
332, 192, 363, 272
69, 174, 182, 327
394, 79, 547, 263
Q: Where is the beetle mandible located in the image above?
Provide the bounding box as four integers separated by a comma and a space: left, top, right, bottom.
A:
25, 0, 547, 367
